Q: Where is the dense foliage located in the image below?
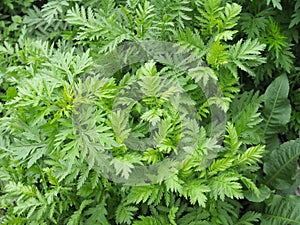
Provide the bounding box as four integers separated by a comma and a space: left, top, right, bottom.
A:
0, 0, 300, 224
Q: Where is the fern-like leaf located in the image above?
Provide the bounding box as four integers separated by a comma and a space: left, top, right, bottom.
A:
209, 173, 243, 201
67, 200, 94, 225
235, 145, 265, 167
219, 3, 242, 31
134, 1, 155, 38
127, 185, 163, 206
133, 216, 163, 225
41, 0, 69, 24
116, 202, 138, 225
109, 110, 131, 144
230, 91, 263, 144
266, 0, 282, 10
183, 181, 210, 207
164, 174, 184, 194
224, 122, 241, 155
229, 39, 266, 77
236, 211, 261, 225
176, 28, 206, 58
289, 0, 300, 28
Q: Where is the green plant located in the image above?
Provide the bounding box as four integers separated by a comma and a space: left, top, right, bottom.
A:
0, 0, 300, 224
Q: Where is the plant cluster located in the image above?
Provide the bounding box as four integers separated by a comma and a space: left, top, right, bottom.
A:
0, 0, 300, 224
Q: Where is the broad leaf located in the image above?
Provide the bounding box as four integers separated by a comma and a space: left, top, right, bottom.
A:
262, 74, 291, 146
264, 139, 300, 192
262, 195, 300, 225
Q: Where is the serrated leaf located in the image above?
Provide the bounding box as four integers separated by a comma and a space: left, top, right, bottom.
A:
116, 203, 138, 225
127, 185, 163, 205
164, 174, 184, 194
236, 145, 265, 166
210, 174, 243, 201
183, 181, 210, 207
133, 216, 162, 225
111, 157, 134, 180
229, 39, 266, 77
110, 110, 131, 144
236, 211, 261, 225
267, 0, 282, 10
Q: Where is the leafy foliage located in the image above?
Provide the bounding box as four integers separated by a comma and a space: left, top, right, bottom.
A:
0, 0, 300, 224
264, 139, 300, 193
262, 74, 291, 148
261, 195, 300, 224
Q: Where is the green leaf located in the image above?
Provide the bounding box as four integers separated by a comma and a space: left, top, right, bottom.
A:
229, 39, 266, 77
168, 206, 178, 225
262, 195, 300, 224
116, 202, 138, 225
264, 139, 300, 192
84, 200, 110, 225
240, 176, 260, 197
219, 3, 242, 31
176, 28, 206, 57
240, 12, 268, 38
262, 74, 291, 142
134, 1, 155, 37
230, 91, 264, 145
244, 185, 272, 203
236, 211, 261, 225
111, 157, 134, 180
224, 122, 241, 155
41, 1, 69, 24
164, 174, 184, 194
289, 1, 300, 28
67, 200, 94, 225
235, 145, 265, 166
110, 110, 131, 144
183, 181, 210, 207
206, 41, 229, 69
127, 185, 163, 205
11, 141, 47, 168
266, 0, 282, 10
188, 66, 218, 87
209, 173, 243, 201
5, 86, 18, 100
133, 216, 163, 225
208, 158, 234, 176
